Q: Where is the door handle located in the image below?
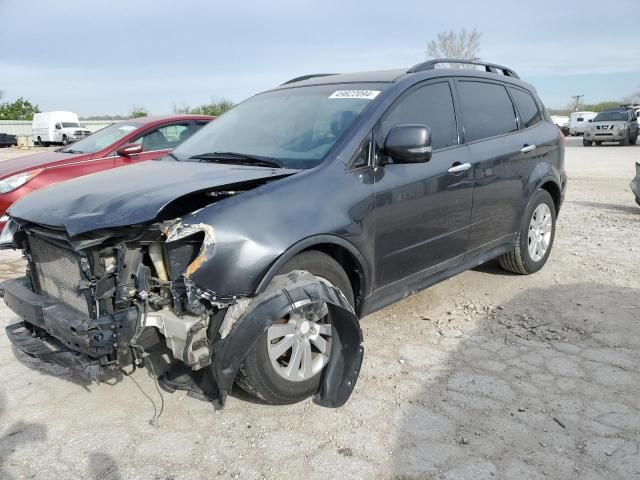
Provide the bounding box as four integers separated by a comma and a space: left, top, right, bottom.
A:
520, 144, 537, 153
448, 162, 472, 173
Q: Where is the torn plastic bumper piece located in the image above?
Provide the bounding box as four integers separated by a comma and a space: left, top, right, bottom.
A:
162, 272, 364, 409
5, 322, 104, 380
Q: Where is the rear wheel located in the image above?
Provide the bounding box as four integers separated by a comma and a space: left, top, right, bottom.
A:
583, 139, 592, 146
235, 251, 354, 404
499, 189, 556, 275
595, 141, 602, 146
62, 135, 69, 145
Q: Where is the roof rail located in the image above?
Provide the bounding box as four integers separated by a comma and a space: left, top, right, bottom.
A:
407, 59, 520, 79
281, 73, 340, 86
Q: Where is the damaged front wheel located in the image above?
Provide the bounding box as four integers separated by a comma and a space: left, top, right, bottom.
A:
236, 251, 354, 404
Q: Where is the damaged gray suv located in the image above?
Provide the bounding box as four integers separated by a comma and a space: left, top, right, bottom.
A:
0, 59, 566, 408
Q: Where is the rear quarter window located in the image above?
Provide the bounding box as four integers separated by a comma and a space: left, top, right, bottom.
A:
509, 87, 542, 128
456, 80, 518, 142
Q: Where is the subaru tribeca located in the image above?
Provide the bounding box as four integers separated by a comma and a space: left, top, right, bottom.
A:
0, 59, 566, 408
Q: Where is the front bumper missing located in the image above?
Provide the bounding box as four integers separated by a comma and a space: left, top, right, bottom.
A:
2, 271, 364, 409
5, 321, 104, 380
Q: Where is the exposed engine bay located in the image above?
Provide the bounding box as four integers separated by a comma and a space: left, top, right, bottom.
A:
1, 205, 363, 408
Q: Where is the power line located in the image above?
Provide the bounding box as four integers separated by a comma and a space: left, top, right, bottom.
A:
570, 95, 584, 111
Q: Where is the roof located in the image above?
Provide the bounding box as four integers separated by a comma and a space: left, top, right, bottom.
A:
125, 114, 214, 124
277, 60, 532, 92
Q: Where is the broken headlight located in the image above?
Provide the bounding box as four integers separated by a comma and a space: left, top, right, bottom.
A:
164, 223, 215, 279
0, 218, 18, 249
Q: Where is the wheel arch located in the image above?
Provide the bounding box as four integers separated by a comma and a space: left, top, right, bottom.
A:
254, 235, 369, 317
539, 179, 561, 214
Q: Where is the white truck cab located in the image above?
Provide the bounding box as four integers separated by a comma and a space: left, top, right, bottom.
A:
32, 111, 91, 146
569, 111, 597, 136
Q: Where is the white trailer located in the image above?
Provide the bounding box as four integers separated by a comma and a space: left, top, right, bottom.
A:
569, 111, 597, 136
31, 111, 91, 146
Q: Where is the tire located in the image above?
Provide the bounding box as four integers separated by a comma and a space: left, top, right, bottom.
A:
620, 131, 630, 146
35, 137, 41, 146
595, 141, 602, 146
583, 139, 592, 146
631, 134, 638, 145
62, 135, 68, 145
235, 250, 354, 405
498, 189, 556, 275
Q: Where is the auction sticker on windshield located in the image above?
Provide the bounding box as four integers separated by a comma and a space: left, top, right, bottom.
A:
329, 90, 381, 100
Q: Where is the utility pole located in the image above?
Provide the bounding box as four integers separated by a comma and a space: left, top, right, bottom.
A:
570, 95, 584, 111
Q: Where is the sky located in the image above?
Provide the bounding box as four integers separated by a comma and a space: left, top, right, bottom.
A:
0, 0, 638, 116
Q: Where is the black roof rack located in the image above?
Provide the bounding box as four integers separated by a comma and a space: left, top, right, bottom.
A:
407, 59, 520, 79
281, 73, 340, 86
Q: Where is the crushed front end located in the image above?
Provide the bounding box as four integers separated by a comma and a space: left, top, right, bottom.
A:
1, 219, 363, 408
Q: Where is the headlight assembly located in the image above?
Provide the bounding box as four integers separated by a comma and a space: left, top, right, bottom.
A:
0, 219, 18, 248
0, 169, 43, 194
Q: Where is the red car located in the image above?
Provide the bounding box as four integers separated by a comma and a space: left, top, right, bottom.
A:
0, 115, 213, 229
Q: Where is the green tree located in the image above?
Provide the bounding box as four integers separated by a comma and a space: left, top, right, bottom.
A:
174, 99, 234, 117
582, 101, 621, 112
0, 97, 40, 120
130, 106, 149, 118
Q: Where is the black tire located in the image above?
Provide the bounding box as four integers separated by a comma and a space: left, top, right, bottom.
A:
235, 250, 354, 405
35, 137, 41, 146
583, 139, 592, 146
631, 134, 638, 145
595, 141, 602, 146
62, 135, 68, 145
498, 189, 556, 275
620, 131, 630, 146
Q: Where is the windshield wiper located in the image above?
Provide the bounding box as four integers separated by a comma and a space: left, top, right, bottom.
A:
61, 149, 83, 154
188, 152, 283, 168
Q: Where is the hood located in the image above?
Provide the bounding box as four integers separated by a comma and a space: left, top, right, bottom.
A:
590, 120, 626, 126
0, 151, 85, 179
9, 159, 297, 236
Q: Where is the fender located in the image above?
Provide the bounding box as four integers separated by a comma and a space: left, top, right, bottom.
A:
254, 234, 371, 301
161, 271, 364, 408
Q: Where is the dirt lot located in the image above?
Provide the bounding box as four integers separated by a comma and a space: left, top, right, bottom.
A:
0, 139, 638, 479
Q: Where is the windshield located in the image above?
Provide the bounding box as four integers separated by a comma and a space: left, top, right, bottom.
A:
594, 111, 628, 122
60, 122, 81, 128
61, 122, 143, 154
172, 83, 387, 169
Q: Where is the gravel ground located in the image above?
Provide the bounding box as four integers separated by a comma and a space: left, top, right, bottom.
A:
0, 138, 639, 479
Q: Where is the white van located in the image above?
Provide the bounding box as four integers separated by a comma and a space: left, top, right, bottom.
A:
569, 111, 597, 136
32, 111, 92, 146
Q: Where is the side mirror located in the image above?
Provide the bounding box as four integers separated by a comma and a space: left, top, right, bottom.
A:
55, 124, 61, 130
117, 143, 143, 157
588, 119, 593, 122
383, 125, 432, 163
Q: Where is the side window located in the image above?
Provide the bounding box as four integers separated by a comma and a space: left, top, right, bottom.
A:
351, 136, 371, 169
456, 81, 518, 142
193, 120, 209, 132
380, 82, 458, 150
509, 87, 542, 128
133, 124, 190, 151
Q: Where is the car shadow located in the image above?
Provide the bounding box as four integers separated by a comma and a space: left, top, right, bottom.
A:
390, 282, 640, 478
0, 391, 47, 480
87, 451, 122, 480
569, 200, 640, 216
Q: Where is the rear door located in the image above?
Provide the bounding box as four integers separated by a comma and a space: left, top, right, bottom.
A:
114, 122, 191, 166
372, 80, 473, 288
454, 79, 525, 251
